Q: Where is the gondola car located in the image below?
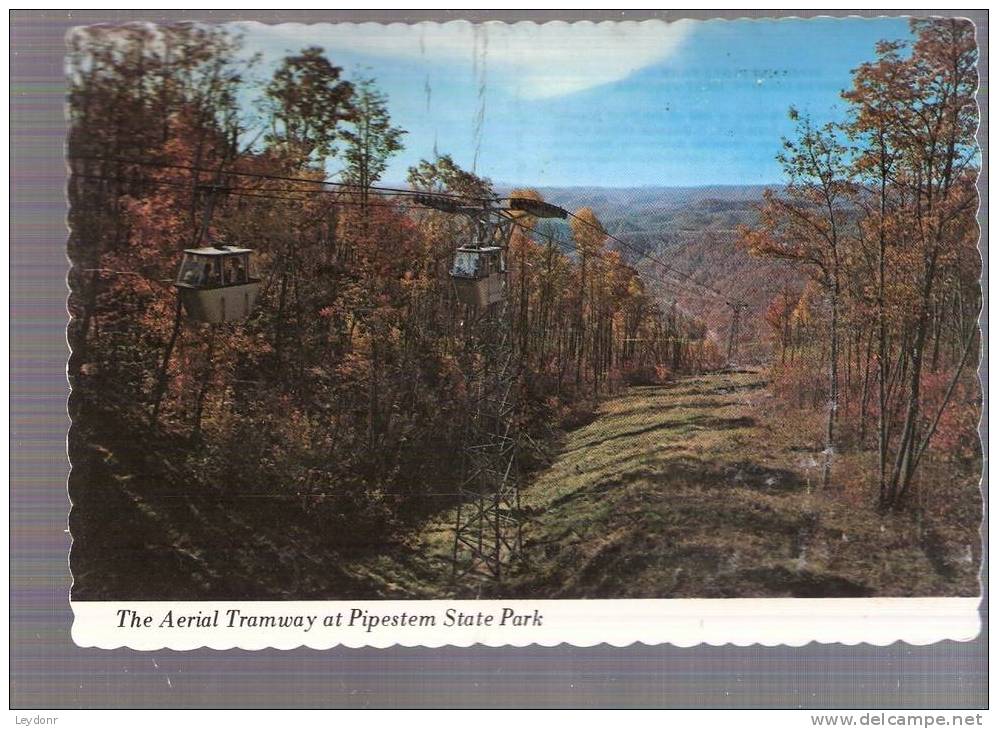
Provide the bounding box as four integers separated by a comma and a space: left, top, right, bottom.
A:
450, 245, 506, 308
174, 244, 261, 323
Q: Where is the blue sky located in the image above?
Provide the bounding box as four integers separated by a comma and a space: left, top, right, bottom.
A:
231, 17, 913, 188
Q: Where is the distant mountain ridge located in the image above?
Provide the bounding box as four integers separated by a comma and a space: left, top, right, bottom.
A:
385, 181, 800, 357
492, 184, 774, 220
494, 184, 800, 360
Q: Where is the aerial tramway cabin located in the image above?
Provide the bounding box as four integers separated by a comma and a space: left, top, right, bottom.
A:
450, 245, 506, 308
174, 244, 261, 323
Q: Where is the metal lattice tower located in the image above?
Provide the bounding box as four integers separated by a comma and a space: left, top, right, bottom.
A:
726, 300, 747, 363
451, 292, 522, 580
451, 214, 521, 581
415, 194, 566, 582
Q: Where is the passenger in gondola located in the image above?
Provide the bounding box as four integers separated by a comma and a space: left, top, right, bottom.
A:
181, 263, 201, 286
205, 260, 221, 286
229, 257, 246, 284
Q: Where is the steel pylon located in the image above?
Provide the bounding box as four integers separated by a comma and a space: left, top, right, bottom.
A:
418, 195, 564, 584
451, 294, 521, 581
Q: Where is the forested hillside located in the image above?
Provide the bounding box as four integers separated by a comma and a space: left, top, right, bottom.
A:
66, 24, 721, 598
523, 188, 807, 362
67, 19, 981, 600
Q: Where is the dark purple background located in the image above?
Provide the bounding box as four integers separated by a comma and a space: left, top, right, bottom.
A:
10, 8, 988, 708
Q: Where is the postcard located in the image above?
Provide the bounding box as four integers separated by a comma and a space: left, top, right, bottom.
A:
65, 16, 982, 649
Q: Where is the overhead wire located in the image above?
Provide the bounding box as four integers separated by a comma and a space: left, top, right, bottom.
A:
506, 216, 723, 305
72, 167, 730, 312
72, 157, 736, 303
71, 171, 426, 212
508, 211, 743, 333
70, 152, 742, 305
68, 154, 496, 204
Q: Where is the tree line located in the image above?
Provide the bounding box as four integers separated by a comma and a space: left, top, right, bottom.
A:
743, 18, 981, 509
66, 23, 719, 542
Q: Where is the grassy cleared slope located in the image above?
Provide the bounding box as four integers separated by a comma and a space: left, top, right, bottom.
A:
505, 371, 979, 599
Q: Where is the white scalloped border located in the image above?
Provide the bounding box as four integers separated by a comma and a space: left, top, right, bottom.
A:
71, 597, 981, 650
63, 14, 987, 652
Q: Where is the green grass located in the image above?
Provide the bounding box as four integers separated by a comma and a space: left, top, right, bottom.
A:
501, 370, 979, 598
74, 370, 979, 600
342, 369, 981, 598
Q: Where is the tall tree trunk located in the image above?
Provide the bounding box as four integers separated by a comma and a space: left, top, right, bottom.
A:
192, 326, 217, 439
859, 326, 874, 445
150, 296, 184, 425
821, 288, 840, 490
886, 247, 941, 507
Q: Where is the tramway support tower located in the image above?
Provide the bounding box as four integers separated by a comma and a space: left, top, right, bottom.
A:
415, 193, 567, 582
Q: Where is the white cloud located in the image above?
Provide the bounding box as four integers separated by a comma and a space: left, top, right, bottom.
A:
231, 19, 694, 99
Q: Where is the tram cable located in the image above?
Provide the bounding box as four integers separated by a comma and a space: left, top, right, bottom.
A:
73, 170, 726, 305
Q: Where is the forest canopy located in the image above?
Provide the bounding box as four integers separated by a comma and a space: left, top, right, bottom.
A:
66, 23, 718, 594
741, 18, 981, 508
65, 18, 981, 600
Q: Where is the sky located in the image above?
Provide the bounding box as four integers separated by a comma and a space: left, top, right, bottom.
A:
230, 17, 913, 188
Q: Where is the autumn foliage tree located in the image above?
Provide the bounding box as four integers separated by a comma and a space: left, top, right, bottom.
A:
743, 110, 853, 489
342, 76, 406, 205
263, 46, 354, 164
67, 23, 714, 587
742, 18, 981, 510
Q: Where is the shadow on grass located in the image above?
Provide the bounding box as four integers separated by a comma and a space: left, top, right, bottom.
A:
569, 414, 757, 454
605, 398, 735, 421
729, 566, 874, 597
539, 451, 812, 546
